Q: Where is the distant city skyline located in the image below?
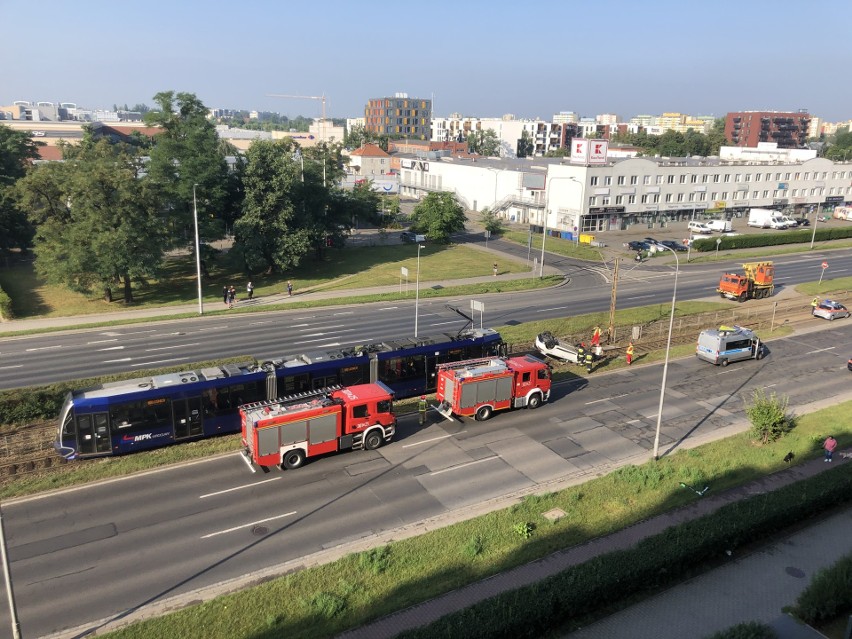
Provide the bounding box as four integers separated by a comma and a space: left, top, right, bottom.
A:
3, 0, 851, 122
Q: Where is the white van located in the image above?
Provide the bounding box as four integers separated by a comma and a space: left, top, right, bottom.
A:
707, 219, 732, 232
687, 221, 712, 234
780, 215, 798, 227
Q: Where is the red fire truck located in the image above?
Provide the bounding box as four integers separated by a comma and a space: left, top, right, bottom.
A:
434, 355, 552, 422
240, 382, 396, 470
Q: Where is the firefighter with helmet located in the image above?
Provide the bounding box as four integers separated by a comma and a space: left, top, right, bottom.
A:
418, 395, 428, 425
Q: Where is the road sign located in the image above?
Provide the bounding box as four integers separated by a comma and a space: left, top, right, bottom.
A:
821, 261, 828, 269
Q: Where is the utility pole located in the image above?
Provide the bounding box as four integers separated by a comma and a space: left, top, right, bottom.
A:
608, 258, 620, 344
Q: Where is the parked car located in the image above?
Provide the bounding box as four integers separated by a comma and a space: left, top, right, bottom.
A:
793, 217, 810, 226
812, 300, 850, 321
624, 240, 651, 252
658, 240, 689, 252
687, 221, 713, 234
400, 231, 426, 243
643, 237, 662, 246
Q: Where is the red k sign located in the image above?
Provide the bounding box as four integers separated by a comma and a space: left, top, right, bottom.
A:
822, 261, 828, 269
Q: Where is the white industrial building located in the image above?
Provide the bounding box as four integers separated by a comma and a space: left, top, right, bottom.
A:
399, 149, 852, 238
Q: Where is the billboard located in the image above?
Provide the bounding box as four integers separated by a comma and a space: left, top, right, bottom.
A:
570, 138, 608, 164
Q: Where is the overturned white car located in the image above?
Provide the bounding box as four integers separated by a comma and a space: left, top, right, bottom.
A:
534, 332, 580, 363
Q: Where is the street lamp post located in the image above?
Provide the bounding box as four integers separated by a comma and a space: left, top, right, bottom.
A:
810, 202, 821, 249
414, 244, 424, 337
192, 184, 204, 315
651, 244, 680, 461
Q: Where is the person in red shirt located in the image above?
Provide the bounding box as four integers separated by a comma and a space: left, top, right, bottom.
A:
823, 435, 837, 462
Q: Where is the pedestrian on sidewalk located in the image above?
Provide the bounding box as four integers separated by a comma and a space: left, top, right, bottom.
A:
247, 281, 254, 300
287, 281, 293, 296
823, 435, 837, 462
222, 285, 228, 306
493, 262, 498, 277
228, 286, 236, 309
626, 342, 634, 365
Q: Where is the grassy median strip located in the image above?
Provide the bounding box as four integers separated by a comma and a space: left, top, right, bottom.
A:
102, 401, 852, 639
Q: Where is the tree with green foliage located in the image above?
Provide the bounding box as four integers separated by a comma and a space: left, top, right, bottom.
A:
232, 139, 315, 274
517, 129, 534, 158
143, 91, 232, 247
544, 147, 570, 158
410, 192, 467, 243
467, 128, 500, 156
347, 180, 382, 226
824, 126, 852, 160
0, 125, 40, 254
480, 208, 505, 235
746, 388, 794, 445
343, 125, 389, 152
16, 139, 168, 302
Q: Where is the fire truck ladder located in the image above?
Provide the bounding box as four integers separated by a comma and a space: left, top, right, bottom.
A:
242, 385, 343, 413
436, 357, 503, 372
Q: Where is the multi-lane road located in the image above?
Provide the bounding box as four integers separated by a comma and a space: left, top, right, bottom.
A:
1, 238, 850, 391
3, 318, 852, 638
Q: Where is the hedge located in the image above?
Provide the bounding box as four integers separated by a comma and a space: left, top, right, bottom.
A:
792, 551, 852, 625
397, 464, 852, 639
691, 226, 852, 252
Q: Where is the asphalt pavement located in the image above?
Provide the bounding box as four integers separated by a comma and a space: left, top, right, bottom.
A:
10, 224, 852, 639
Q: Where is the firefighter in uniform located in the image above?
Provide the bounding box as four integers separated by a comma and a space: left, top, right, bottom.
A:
585, 351, 594, 374
418, 395, 428, 425
576, 342, 586, 367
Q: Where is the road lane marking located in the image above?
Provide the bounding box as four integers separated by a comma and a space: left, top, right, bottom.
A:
25, 345, 63, 352
428, 456, 500, 476
402, 432, 466, 448
201, 511, 297, 539
0, 365, 23, 370
807, 347, 836, 354
623, 294, 655, 300
104, 357, 132, 363
536, 306, 572, 313
378, 306, 399, 310
98, 346, 125, 351
144, 343, 201, 352
585, 393, 627, 404
131, 357, 191, 367
87, 338, 119, 345
200, 477, 281, 498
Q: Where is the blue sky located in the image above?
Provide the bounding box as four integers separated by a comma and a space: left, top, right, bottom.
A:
3, 0, 851, 122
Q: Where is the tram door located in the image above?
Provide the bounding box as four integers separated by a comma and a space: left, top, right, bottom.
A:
174, 397, 203, 439
77, 413, 111, 455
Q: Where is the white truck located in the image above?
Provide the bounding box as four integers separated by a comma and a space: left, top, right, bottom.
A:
832, 206, 852, 221
747, 208, 787, 229
707, 219, 732, 232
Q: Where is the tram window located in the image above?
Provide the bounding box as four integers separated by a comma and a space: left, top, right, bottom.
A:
62, 413, 75, 437
383, 356, 424, 381
202, 387, 220, 417
110, 399, 171, 433
281, 374, 310, 394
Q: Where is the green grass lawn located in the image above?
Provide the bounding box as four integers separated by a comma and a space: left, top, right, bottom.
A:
0, 243, 531, 319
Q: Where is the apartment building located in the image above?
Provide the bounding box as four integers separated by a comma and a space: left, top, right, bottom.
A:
725, 110, 811, 148
365, 93, 432, 140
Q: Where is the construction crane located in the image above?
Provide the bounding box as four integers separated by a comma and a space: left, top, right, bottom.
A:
267, 93, 328, 142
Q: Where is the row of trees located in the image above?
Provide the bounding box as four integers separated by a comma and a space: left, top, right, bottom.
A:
0, 91, 392, 304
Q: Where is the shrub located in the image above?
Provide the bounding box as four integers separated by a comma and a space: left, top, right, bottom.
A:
463, 534, 484, 559
702, 621, 778, 639
513, 522, 534, 539
746, 389, 794, 444
792, 552, 852, 624
359, 545, 391, 575
310, 591, 347, 619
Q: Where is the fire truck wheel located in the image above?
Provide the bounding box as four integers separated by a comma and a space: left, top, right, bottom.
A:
364, 430, 383, 450
282, 449, 306, 470
475, 406, 493, 421
527, 394, 542, 410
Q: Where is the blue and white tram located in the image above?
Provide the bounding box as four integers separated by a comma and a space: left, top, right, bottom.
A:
55, 328, 504, 459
